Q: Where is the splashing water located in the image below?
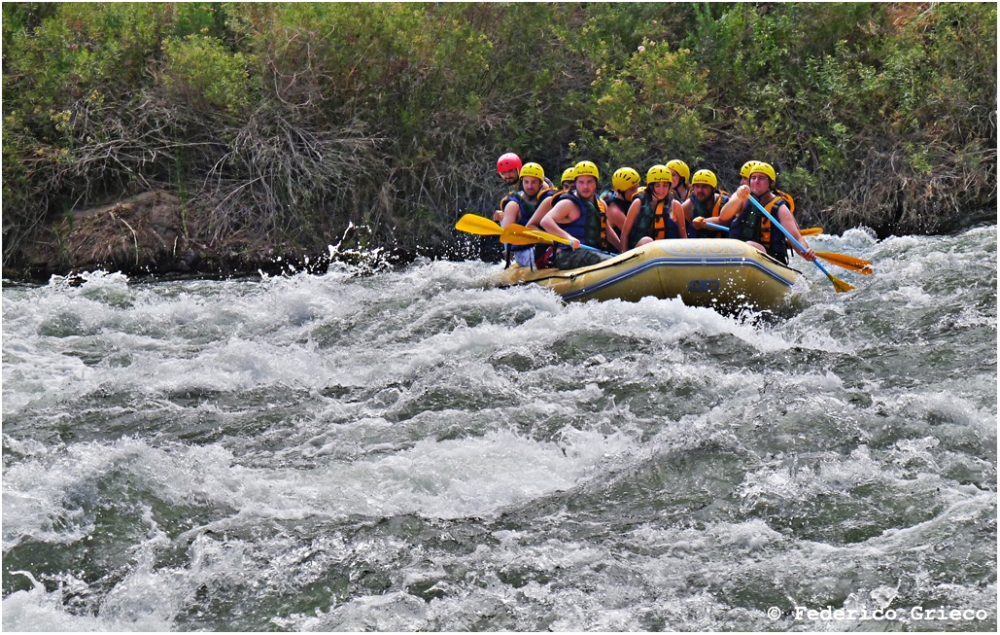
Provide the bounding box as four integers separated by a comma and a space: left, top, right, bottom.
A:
3, 227, 996, 631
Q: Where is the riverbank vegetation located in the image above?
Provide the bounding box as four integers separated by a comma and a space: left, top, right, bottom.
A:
3, 2, 995, 276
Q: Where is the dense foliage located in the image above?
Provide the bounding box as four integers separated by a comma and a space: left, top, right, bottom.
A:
3, 2, 996, 270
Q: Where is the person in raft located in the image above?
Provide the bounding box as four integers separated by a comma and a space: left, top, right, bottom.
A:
491, 152, 523, 223
496, 162, 556, 268
718, 162, 815, 264
687, 169, 732, 238
496, 152, 523, 187
540, 161, 619, 269
518, 165, 579, 267
523, 166, 578, 226
738, 159, 796, 215
601, 167, 643, 249
620, 164, 689, 251
494, 152, 555, 219
665, 159, 691, 203
558, 166, 577, 191
737, 160, 757, 188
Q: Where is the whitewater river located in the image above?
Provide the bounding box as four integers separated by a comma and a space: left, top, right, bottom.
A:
2, 226, 996, 631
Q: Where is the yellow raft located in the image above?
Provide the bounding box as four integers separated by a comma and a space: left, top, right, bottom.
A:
496, 239, 802, 311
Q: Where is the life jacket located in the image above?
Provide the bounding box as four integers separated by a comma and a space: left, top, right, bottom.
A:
551, 190, 609, 251
631, 192, 696, 248
730, 195, 789, 264
773, 189, 797, 249
776, 190, 795, 215
497, 189, 517, 211
500, 188, 556, 255
629, 191, 668, 250
692, 192, 731, 239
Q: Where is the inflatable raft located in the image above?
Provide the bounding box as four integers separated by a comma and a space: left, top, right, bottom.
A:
496, 239, 802, 311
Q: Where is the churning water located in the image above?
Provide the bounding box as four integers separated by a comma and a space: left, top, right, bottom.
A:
2, 226, 996, 631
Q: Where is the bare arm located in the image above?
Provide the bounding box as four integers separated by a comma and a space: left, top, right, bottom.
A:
719, 185, 749, 224
540, 200, 581, 249
500, 200, 521, 228
603, 201, 624, 252
525, 195, 555, 230
777, 205, 815, 261
672, 199, 687, 239
605, 201, 627, 234
619, 198, 642, 253
605, 221, 622, 253
680, 197, 695, 222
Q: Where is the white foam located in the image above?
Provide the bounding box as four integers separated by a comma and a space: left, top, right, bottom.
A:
3, 427, 639, 552
2, 572, 108, 632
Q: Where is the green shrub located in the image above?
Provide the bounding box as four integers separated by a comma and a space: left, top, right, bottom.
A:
1, 2, 995, 274
585, 40, 709, 169
161, 34, 250, 114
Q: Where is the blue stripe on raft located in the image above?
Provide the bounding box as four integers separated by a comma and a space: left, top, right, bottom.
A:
560, 257, 797, 301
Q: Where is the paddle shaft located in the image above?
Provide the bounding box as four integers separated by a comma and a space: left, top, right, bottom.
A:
745, 196, 838, 278
530, 232, 610, 255
514, 226, 612, 255
706, 221, 826, 237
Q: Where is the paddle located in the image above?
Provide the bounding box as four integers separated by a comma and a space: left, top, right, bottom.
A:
455, 214, 612, 255
745, 196, 855, 292
703, 221, 872, 274
814, 252, 873, 274
705, 221, 823, 236
501, 224, 613, 255
455, 213, 503, 237
497, 225, 542, 246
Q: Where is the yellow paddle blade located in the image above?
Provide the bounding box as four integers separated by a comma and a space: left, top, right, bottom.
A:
816, 251, 874, 275
498, 222, 572, 246
455, 213, 502, 236
499, 225, 542, 245
800, 227, 823, 236
827, 273, 856, 293
524, 228, 571, 246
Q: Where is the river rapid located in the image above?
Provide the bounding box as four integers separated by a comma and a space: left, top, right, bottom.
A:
2, 226, 996, 631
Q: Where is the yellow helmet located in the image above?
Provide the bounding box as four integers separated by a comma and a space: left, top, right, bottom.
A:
612, 167, 641, 192
665, 159, 690, 183
560, 167, 577, 184
574, 160, 600, 181
690, 169, 718, 189
751, 162, 777, 183
519, 162, 545, 181
646, 164, 672, 185
740, 160, 760, 179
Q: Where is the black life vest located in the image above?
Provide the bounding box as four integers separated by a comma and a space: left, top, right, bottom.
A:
551, 191, 609, 250
730, 195, 789, 264
692, 192, 731, 239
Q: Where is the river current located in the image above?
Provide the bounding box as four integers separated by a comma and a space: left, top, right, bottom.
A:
2, 226, 996, 631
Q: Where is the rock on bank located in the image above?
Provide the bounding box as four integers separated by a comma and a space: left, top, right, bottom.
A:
5, 191, 422, 281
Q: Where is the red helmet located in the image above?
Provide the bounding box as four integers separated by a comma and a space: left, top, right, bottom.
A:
496, 152, 522, 174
